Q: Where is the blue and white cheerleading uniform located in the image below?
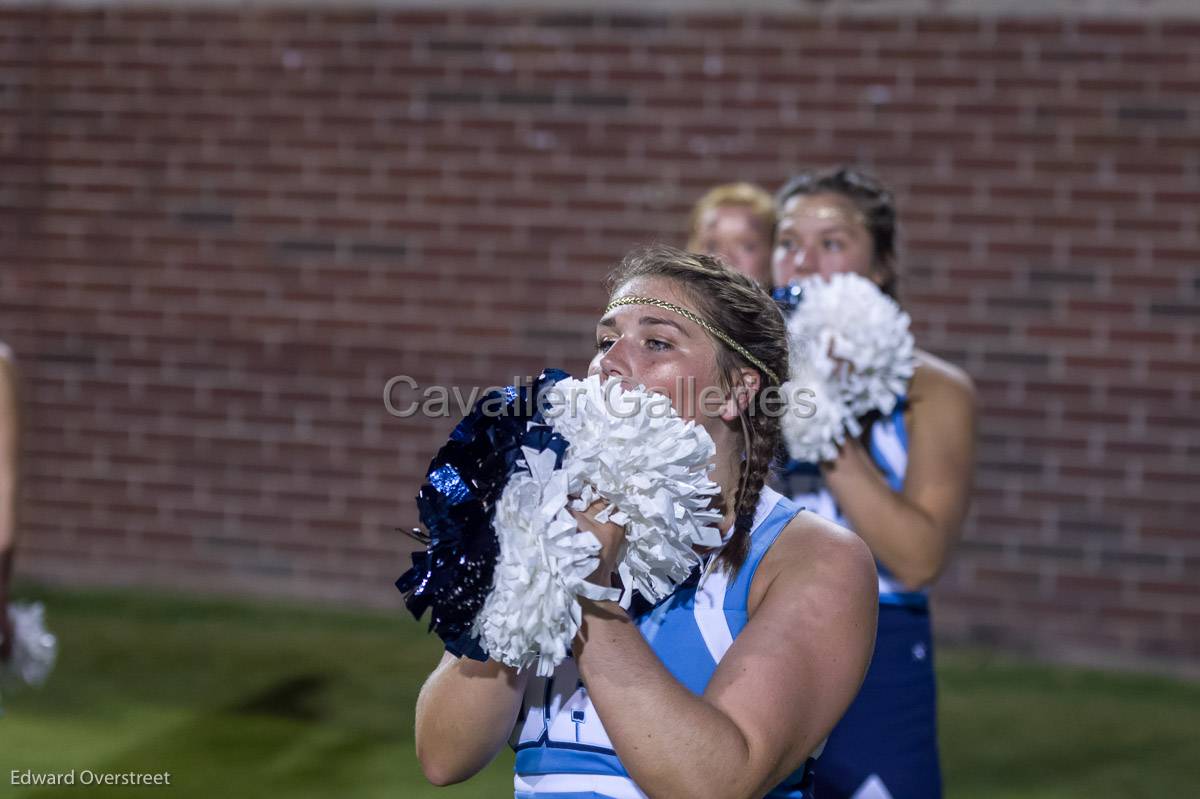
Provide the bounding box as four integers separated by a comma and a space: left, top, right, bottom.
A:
780, 399, 942, 799
509, 486, 817, 799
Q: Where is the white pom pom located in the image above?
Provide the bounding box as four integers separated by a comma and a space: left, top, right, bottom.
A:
787, 273, 915, 418
473, 375, 726, 674
546, 376, 724, 605
4, 602, 58, 686
780, 366, 858, 464
780, 273, 914, 462
473, 446, 620, 676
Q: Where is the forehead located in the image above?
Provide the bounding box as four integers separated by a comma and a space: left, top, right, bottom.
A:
606, 276, 699, 321
779, 192, 866, 232
700, 204, 759, 230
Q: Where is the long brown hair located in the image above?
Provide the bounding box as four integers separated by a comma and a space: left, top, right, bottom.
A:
605, 245, 789, 572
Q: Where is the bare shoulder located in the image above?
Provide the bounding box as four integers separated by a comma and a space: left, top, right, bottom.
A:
751, 509, 876, 612
911, 349, 976, 409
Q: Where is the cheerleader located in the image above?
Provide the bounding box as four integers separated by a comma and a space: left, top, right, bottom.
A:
687, 183, 776, 288
773, 168, 978, 799
412, 247, 877, 799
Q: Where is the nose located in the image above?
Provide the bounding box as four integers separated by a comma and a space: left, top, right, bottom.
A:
786, 245, 818, 277
599, 336, 632, 382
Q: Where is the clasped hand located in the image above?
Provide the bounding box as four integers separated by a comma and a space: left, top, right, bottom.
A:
569, 498, 627, 588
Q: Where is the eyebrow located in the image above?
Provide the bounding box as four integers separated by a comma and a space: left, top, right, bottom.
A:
597, 314, 691, 337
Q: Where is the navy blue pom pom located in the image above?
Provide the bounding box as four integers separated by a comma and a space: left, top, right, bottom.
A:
396, 369, 571, 660
772, 283, 803, 314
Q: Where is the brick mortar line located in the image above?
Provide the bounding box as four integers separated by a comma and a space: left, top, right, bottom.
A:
1, 0, 1200, 19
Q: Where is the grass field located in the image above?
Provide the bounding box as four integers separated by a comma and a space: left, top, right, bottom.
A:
1, 584, 1197, 798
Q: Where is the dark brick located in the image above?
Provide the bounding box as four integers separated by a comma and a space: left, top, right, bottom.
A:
427, 89, 484, 104
1099, 550, 1171, 569
1117, 105, 1188, 123
1149, 303, 1199, 318
568, 92, 629, 109
983, 351, 1052, 368
176, 208, 235, 228
534, 13, 598, 29
427, 39, 486, 53
1019, 544, 1083, 561
986, 296, 1054, 312
275, 238, 337, 256
1028, 269, 1097, 287
608, 14, 670, 30
497, 91, 555, 106
350, 240, 407, 259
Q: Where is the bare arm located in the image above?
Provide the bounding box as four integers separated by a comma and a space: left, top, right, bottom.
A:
0, 348, 20, 661
821, 351, 977, 590
0, 348, 18, 553
413, 650, 531, 786
573, 513, 877, 799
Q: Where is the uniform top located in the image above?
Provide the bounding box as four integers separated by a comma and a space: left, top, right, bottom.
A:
509, 486, 816, 799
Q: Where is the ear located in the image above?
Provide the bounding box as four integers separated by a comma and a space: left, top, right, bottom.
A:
719, 368, 762, 422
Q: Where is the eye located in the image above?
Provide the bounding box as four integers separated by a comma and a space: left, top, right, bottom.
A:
596, 337, 614, 353
646, 339, 672, 352
823, 238, 845, 252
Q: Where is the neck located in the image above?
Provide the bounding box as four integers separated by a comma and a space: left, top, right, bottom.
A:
708, 428, 748, 538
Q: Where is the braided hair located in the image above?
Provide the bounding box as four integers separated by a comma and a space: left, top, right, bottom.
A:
606, 246, 789, 572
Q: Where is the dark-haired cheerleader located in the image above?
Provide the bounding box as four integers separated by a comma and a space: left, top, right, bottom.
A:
773, 168, 977, 799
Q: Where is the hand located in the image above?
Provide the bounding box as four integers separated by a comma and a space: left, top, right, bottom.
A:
821, 434, 868, 472
570, 499, 627, 587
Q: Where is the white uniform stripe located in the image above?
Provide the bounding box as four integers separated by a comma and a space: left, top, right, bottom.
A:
692, 485, 785, 665
878, 573, 909, 596
693, 566, 733, 662
516, 773, 650, 799
753, 486, 785, 531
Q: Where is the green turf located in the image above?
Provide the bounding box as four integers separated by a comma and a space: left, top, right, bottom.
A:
0, 585, 1196, 798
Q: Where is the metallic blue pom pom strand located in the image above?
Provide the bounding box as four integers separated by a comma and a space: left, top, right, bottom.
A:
772, 283, 803, 315
396, 368, 572, 660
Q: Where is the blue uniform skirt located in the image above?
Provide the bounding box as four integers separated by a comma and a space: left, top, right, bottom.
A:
812, 603, 942, 799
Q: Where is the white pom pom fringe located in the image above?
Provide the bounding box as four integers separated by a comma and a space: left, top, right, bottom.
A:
474, 446, 620, 677
782, 273, 914, 462
546, 376, 724, 607
474, 376, 725, 675
780, 365, 859, 464
4, 602, 58, 686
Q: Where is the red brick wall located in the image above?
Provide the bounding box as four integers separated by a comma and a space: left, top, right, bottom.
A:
2, 7, 1197, 672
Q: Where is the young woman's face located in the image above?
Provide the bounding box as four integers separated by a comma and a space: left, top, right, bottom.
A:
588, 277, 726, 429
689, 205, 772, 287
771, 193, 877, 287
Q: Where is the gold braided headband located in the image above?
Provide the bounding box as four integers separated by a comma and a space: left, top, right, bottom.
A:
604, 295, 781, 385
